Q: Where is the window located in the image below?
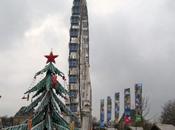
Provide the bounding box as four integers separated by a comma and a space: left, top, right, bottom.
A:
83, 30, 88, 36
83, 37, 89, 43
69, 91, 77, 97
69, 75, 77, 83
73, 0, 80, 6
82, 92, 85, 98
72, 6, 80, 15
71, 16, 80, 25
83, 21, 88, 28
69, 59, 77, 68
70, 104, 78, 112
69, 43, 78, 52
70, 28, 79, 37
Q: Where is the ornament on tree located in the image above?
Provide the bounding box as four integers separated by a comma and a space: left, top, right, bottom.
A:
22, 95, 27, 100
27, 93, 30, 101
22, 94, 30, 101
63, 95, 68, 100
51, 74, 58, 88
62, 75, 66, 81
27, 116, 32, 130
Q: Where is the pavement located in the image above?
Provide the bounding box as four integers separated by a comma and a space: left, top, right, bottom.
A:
107, 128, 117, 130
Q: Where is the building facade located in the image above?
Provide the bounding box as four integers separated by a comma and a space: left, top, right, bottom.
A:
66, 0, 92, 129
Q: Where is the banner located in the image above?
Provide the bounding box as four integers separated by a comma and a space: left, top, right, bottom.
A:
124, 88, 131, 124
135, 83, 142, 122
100, 99, 105, 128
107, 96, 112, 126
114, 93, 120, 124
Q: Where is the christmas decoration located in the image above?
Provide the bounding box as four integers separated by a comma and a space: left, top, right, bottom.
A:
4, 51, 76, 130
124, 116, 132, 125
22, 95, 27, 100
51, 74, 58, 88
27, 117, 32, 130
21, 93, 30, 101
45, 51, 58, 64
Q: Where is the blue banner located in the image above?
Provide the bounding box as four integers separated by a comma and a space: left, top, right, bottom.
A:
135, 83, 142, 122
115, 93, 120, 123
107, 96, 112, 126
100, 99, 105, 128
124, 88, 131, 124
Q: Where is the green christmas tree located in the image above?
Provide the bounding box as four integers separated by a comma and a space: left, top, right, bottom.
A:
4, 51, 75, 130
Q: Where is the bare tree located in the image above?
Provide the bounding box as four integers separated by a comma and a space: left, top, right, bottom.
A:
160, 99, 175, 125
142, 96, 150, 118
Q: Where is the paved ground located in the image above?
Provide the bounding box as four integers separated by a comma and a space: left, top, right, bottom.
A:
107, 128, 116, 130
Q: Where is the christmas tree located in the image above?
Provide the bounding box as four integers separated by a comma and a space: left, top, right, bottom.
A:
4, 51, 75, 130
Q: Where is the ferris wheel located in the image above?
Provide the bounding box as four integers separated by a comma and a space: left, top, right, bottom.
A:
68, 0, 92, 129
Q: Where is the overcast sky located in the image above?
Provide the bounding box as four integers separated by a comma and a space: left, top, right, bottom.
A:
0, 0, 175, 121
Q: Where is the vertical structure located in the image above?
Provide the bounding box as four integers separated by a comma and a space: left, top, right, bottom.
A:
135, 83, 142, 122
114, 93, 120, 124
107, 96, 112, 127
124, 88, 131, 125
67, 0, 92, 129
100, 99, 105, 128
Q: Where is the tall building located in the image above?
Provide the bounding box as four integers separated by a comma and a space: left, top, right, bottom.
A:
66, 0, 92, 129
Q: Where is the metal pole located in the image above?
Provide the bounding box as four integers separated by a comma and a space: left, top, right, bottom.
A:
135, 122, 137, 130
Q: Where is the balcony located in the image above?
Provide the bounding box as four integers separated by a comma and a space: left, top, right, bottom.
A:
69, 52, 78, 59
70, 97, 79, 104
70, 37, 79, 44
69, 68, 78, 75
69, 84, 79, 91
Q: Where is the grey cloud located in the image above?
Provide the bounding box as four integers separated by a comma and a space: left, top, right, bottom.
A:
0, 0, 30, 50
0, 0, 175, 121
90, 0, 175, 119
0, 0, 71, 51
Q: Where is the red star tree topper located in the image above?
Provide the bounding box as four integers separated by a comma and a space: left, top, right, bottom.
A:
44, 51, 66, 81
45, 51, 58, 63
